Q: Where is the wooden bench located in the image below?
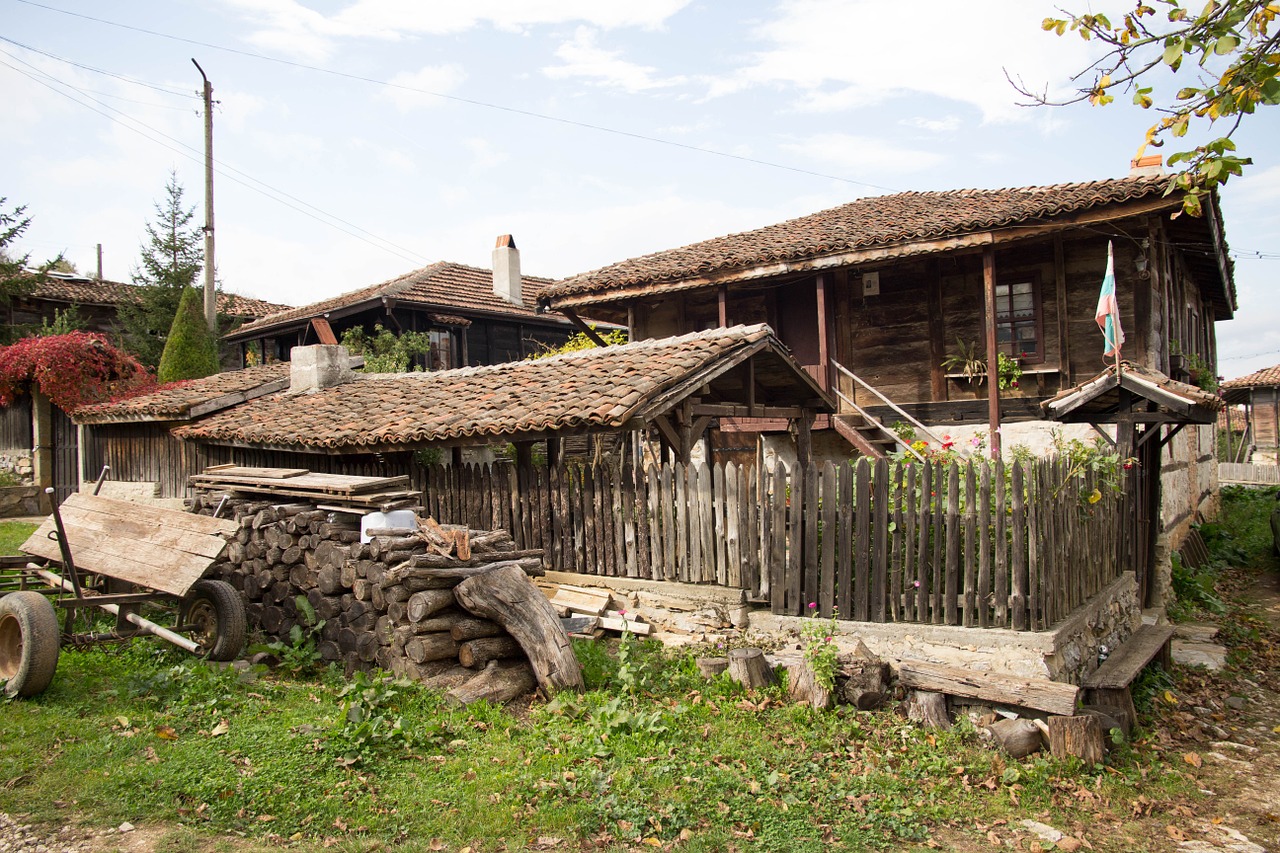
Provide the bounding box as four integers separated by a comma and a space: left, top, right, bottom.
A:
1081, 623, 1175, 731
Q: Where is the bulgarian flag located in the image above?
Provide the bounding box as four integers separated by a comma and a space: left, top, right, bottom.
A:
1095, 241, 1125, 359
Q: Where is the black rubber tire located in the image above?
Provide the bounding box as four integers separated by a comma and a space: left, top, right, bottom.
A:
183, 580, 246, 662
0, 591, 60, 698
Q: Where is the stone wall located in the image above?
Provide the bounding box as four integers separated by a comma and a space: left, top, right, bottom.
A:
0, 452, 34, 486
0, 486, 43, 518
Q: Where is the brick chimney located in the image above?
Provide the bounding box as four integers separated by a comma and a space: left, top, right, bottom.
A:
492, 234, 522, 306
289, 344, 354, 394
1129, 153, 1164, 177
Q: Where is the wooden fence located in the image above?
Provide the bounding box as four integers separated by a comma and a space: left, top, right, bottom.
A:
1218, 462, 1280, 485
420, 456, 1124, 632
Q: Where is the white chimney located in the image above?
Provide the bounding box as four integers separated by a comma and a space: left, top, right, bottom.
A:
289, 344, 354, 394
492, 234, 522, 306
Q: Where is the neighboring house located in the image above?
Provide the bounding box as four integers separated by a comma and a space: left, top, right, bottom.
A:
1222, 364, 1280, 465
225, 236, 606, 369
5, 271, 288, 334
539, 165, 1236, 551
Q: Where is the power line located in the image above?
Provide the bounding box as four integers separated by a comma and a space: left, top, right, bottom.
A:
0, 34, 194, 98
0, 54, 431, 268
1221, 347, 1280, 362
11, 0, 897, 193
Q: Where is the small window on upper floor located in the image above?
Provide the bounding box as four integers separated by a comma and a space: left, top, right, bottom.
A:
994, 273, 1044, 364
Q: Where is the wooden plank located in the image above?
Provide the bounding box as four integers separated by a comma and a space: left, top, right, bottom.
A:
699, 463, 717, 584
786, 464, 804, 616
836, 461, 853, 619
1011, 462, 1028, 632
31, 502, 228, 561
903, 463, 917, 623
944, 462, 960, 625
978, 464, 992, 629
854, 457, 871, 622
769, 462, 786, 613
962, 462, 977, 628
713, 462, 728, 586
872, 458, 889, 623
1027, 461, 1041, 631
819, 461, 837, 618
890, 463, 904, 622
802, 461, 819, 612
932, 463, 945, 624
1082, 624, 1175, 689
915, 462, 931, 622
675, 462, 689, 583
898, 660, 1080, 716
21, 523, 224, 597
661, 463, 676, 582
994, 461, 1008, 628
725, 462, 742, 589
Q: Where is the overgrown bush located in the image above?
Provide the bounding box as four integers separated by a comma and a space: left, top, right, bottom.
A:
157, 287, 221, 383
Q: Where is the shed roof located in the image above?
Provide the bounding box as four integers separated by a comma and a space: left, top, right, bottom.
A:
1044, 362, 1222, 425
1221, 363, 1280, 404
225, 261, 568, 342
173, 325, 831, 452
28, 273, 288, 320
75, 363, 292, 424
540, 176, 1235, 321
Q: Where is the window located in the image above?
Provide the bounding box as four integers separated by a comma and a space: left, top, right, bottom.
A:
994, 274, 1043, 363
428, 328, 453, 370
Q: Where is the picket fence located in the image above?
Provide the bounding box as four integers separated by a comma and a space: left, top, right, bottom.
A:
417, 456, 1124, 632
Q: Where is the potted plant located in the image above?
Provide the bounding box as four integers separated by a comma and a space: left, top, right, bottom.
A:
941, 340, 1022, 394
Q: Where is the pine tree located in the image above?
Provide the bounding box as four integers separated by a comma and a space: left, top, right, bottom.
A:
118, 172, 204, 369
158, 287, 220, 382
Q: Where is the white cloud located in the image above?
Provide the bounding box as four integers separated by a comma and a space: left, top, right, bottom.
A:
380, 64, 467, 112
781, 133, 945, 175
348, 138, 418, 174
900, 115, 962, 134
542, 27, 686, 93
465, 138, 510, 172
706, 0, 1097, 123
227, 0, 691, 59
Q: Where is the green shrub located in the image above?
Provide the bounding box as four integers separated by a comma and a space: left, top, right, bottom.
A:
157, 287, 219, 382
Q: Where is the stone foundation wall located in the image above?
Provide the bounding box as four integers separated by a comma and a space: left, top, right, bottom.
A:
748, 573, 1142, 683
0, 452, 34, 486
0, 485, 43, 517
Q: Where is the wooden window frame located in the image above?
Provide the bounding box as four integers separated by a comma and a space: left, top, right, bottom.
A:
994, 270, 1046, 366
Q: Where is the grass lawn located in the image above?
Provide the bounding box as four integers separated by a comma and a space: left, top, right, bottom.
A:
3, 492, 1277, 851
0, 520, 37, 555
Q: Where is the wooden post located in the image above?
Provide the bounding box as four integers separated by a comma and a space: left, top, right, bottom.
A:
816, 273, 830, 392
718, 285, 728, 328
1054, 235, 1070, 380
31, 389, 53, 513
982, 246, 1002, 458
928, 260, 946, 402
795, 411, 813, 469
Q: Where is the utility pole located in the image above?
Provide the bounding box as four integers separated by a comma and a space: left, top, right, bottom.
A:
193, 59, 216, 332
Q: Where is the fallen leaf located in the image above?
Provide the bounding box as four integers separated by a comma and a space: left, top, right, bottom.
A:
1183, 752, 1203, 768
1057, 837, 1082, 851
210, 721, 230, 737
154, 725, 178, 741
429, 839, 445, 851
258, 815, 275, 822
642, 838, 662, 847
1166, 826, 1187, 841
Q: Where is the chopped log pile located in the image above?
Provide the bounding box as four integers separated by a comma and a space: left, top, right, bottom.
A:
189, 492, 582, 705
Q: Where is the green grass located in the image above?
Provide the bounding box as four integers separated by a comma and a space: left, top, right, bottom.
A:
0, 520, 37, 555
0, 632, 1199, 852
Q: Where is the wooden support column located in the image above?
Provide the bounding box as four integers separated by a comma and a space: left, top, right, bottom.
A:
31, 390, 53, 513
815, 273, 830, 391
928, 260, 946, 402
718, 286, 728, 328
678, 400, 694, 465
546, 436, 560, 468
1054, 235, 1070, 380
795, 410, 813, 468
515, 441, 534, 490
982, 246, 1002, 458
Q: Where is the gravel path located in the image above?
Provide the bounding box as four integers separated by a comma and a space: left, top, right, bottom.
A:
0, 814, 120, 853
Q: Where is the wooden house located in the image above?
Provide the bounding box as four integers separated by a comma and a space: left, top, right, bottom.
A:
1222, 364, 1280, 465
539, 169, 1236, 547
225, 236, 607, 369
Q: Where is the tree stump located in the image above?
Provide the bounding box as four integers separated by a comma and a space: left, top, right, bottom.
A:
906, 690, 951, 729
696, 656, 729, 678
453, 563, 584, 694
984, 718, 1043, 758
1048, 715, 1106, 763
787, 660, 833, 709
838, 658, 888, 710
446, 659, 537, 707
727, 648, 776, 690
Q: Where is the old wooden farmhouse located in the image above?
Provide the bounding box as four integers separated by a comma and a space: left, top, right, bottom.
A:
225, 235, 603, 370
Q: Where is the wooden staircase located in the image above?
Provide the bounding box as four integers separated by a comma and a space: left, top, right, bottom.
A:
831, 413, 902, 459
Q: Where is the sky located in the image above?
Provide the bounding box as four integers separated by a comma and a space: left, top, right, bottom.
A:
2, 0, 1277, 380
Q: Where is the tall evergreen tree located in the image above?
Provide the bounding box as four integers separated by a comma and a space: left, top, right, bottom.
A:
1, 198, 67, 344
117, 172, 204, 369
158, 287, 220, 382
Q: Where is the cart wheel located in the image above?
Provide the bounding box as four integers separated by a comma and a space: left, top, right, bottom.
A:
0, 591, 60, 698
183, 580, 246, 662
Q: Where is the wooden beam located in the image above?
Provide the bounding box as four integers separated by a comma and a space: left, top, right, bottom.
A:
897, 660, 1080, 716
718, 286, 728, 328
928, 259, 946, 402
1054, 234, 1070, 380
983, 246, 1002, 458
815, 273, 830, 391
651, 414, 681, 451
691, 403, 808, 419
795, 410, 813, 468
560, 308, 608, 347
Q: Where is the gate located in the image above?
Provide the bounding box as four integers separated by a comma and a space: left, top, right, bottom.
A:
52, 405, 79, 504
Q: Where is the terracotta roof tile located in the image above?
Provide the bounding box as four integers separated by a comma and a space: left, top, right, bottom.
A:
1222, 363, 1280, 390
542, 176, 1173, 302
175, 325, 782, 450
28, 274, 288, 319
227, 262, 562, 340
75, 363, 291, 423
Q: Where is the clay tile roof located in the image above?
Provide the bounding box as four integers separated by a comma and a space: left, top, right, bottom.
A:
541, 176, 1173, 304
74, 363, 292, 424
28, 274, 289, 319
1044, 361, 1222, 423
175, 325, 795, 450
226, 262, 563, 341
1222, 363, 1280, 391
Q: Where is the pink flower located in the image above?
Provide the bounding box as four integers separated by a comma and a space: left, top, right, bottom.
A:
970, 437, 982, 447
808, 601, 817, 610
913, 580, 921, 588
618, 608, 627, 616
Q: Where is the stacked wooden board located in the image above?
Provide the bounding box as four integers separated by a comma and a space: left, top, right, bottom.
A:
189, 465, 420, 513
543, 582, 652, 637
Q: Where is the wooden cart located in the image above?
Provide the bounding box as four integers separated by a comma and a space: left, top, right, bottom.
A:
0, 488, 244, 698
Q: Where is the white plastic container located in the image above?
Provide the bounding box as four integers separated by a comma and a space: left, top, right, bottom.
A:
360, 509, 418, 543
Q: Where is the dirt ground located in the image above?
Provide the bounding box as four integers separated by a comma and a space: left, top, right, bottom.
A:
4, 569, 1278, 853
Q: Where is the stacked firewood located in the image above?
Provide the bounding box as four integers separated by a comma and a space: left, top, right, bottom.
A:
190, 494, 583, 704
